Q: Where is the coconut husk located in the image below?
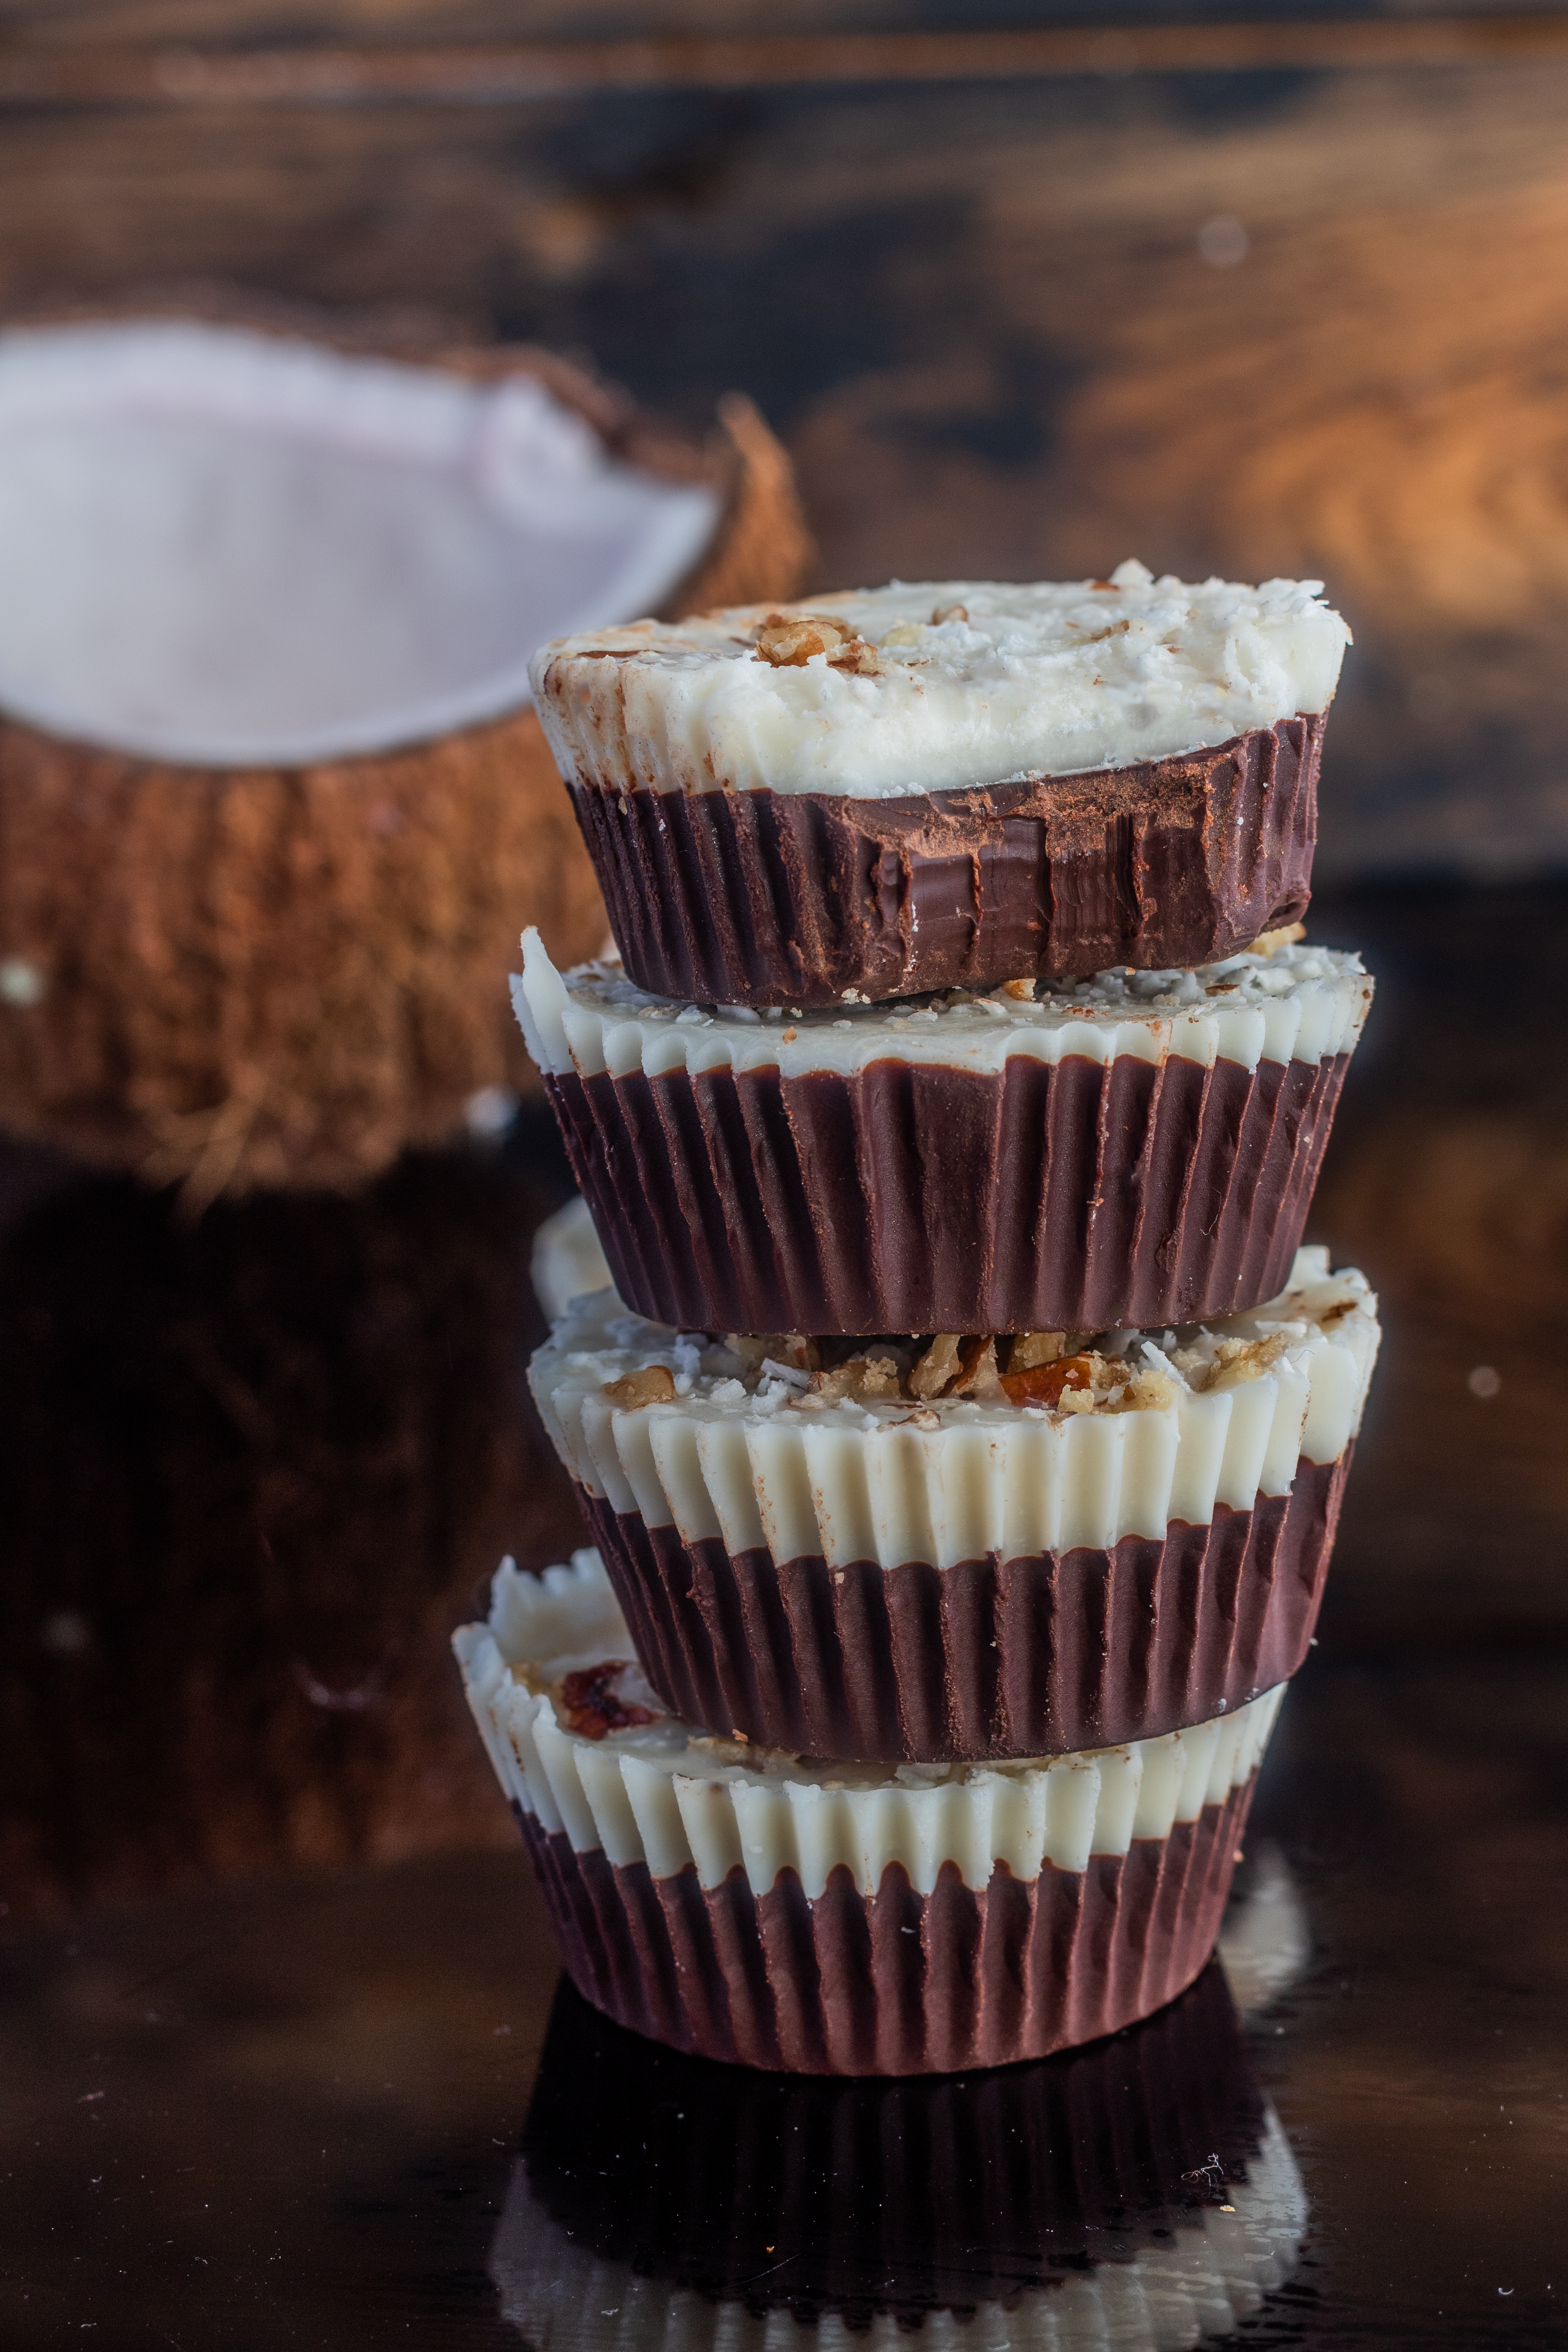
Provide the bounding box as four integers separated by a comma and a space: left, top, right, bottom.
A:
0, 312, 812, 1201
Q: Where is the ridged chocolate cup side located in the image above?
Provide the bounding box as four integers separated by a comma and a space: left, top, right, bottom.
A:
580, 1457, 1347, 1762
566, 715, 1322, 1008
546, 1046, 1351, 1335
518, 1778, 1255, 2074
517, 1958, 1268, 2313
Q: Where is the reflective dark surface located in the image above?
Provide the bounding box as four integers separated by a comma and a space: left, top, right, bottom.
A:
507, 1960, 1296, 2330
2, 876, 1567, 2347
3, 1651, 1566, 2348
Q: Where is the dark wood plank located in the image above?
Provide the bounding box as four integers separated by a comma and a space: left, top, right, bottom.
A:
0, 59, 1564, 873
4, 18, 1568, 100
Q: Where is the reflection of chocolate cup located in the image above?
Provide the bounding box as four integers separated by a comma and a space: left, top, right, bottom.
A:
528, 1262, 1378, 1760
455, 1555, 1284, 2075
578, 1454, 1349, 1762
496, 1960, 1303, 2339
516, 930, 1371, 1334
564, 716, 1322, 1008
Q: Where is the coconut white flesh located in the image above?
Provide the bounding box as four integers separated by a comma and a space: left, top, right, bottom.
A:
515, 928, 1373, 1081
526, 1251, 1381, 1568
490, 2107, 1307, 2352
453, 1550, 1284, 1891
0, 321, 719, 767
529, 561, 1350, 800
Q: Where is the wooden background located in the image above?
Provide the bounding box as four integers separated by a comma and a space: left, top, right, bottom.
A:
0, 5, 1567, 877
3, 5, 1568, 1905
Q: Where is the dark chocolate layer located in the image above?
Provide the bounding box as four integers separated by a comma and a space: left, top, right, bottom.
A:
548, 1045, 1351, 1334
518, 1959, 1268, 2316
518, 1779, 1254, 2073
582, 1457, 1345, 1760
567, 715, 1323, 1007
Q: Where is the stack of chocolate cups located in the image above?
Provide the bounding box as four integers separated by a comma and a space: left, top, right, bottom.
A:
456, 567, 1381, 2076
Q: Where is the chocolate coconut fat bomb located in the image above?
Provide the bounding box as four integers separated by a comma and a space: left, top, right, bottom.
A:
525, 1251, 1378, 1762
456, 1552, 1283, 2074
515, 926, 1372, 1335
529, 565, 1351, 1008
454, 563, 1377, 2073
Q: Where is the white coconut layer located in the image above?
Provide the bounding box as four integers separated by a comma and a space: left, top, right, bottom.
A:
531, 1195, 613, 1321
492, 2107, 1307, 2352
527, 1252, 1379, 1569
0, 320, 718, 766
529, 562, 1349, 802
515, 928, 1372, 1081
454, 1550, 1284, 1893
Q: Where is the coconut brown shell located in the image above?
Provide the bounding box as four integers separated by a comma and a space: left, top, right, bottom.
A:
0, 319, 812, 1199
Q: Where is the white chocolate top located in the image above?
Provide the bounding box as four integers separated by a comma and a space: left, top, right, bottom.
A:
528, 1250, 1380, 1566
454, 1550, 1284, 1890
515, 927, 1372, 1081
529, 563, 1350, 800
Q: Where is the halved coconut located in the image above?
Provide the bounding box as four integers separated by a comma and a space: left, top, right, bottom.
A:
0, 316, 811, 1199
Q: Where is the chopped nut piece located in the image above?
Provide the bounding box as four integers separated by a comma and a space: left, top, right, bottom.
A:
949, 1337, 1005, 1402
813, 1350, 902, 1403
1005, 1331, 1067, 1373
1200, 1332, 1291, 1391
1253, 922, 1307, 956
999, 976, 1036, 1001
753, 611, 880, 673
909, 1333, 964, 1399
661, 1308, 1315, 1423
930, 602, 968, 625
879, 621, 927, 648
1112, 1363, 1178, 1413
999, 1352, 1096, 1408
557, 1662, 656, 1740
829, 637, 881, 676
602, 1364, 676, 1408
753, 611, 847, 664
